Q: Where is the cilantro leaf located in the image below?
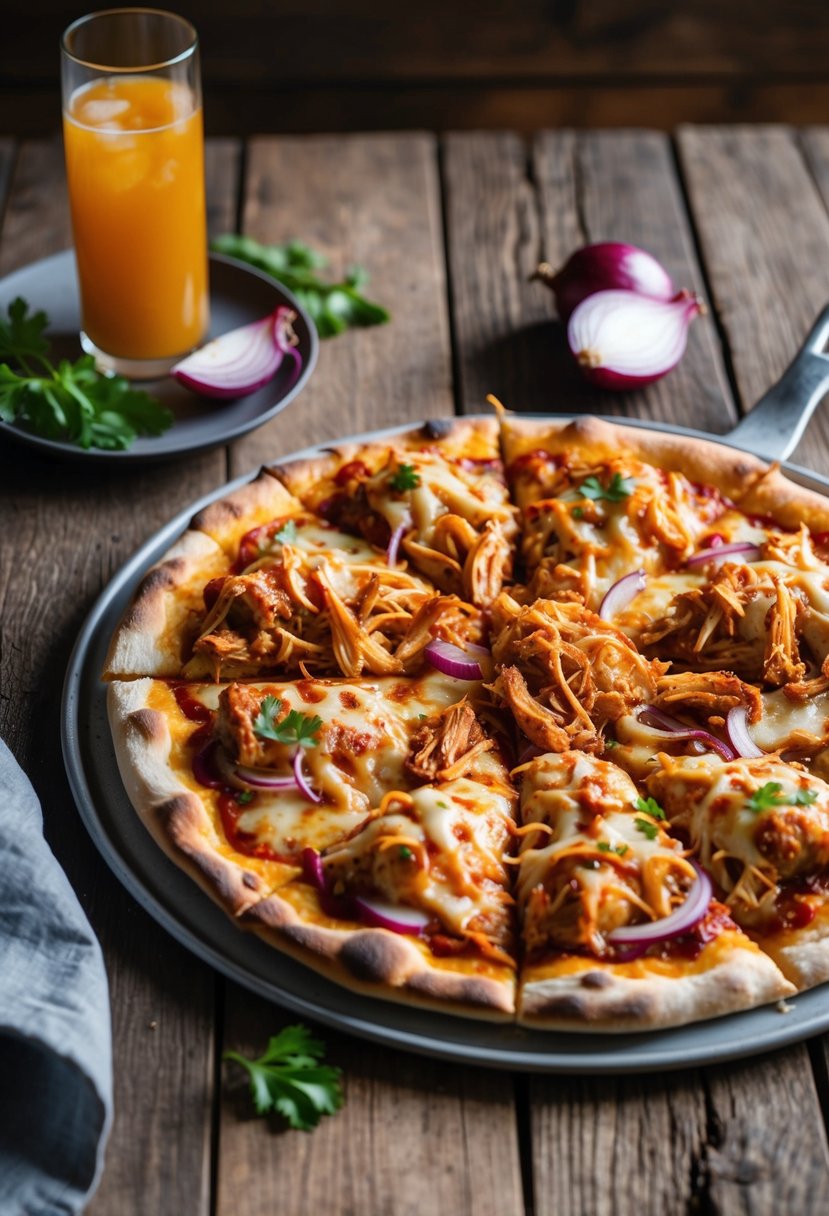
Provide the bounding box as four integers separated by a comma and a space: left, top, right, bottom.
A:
580, 473, 635, 503
597, 840, 611, 852
634, 817, 659, 841
253, 695, 323, 748
746, 782, 819, 813
389, 463, 420, 492
635, 796, 666, 821
224, 1024, 343, 1131
273, 520, 298, 545
399, 845, 414, 860
210, 234, 390, 339
598, 839, 629, 855
0, 299, 172, 451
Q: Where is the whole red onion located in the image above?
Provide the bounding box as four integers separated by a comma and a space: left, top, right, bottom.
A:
533, 242, 676, 322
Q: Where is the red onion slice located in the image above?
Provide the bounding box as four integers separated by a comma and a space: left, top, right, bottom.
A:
637, 708, 736, 762
607, 862, 712, 946
599, 569, 646, 620
725, 705, 764, 759
686, 541, 761, 568
352, 895, 431, 935
234, 762, 299, 790
293, 750, 322, 803
386, 521, 407, 567
424, 639, 485, 679
171, 308, 288, 399
301, 847, 326, 890
301, 847, 354, 918
192, 741, 224, 789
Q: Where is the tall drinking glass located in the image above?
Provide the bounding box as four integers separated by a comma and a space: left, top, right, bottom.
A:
61, 8, 209, 378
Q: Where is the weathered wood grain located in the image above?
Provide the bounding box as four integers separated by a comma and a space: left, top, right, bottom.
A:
0, 138, 241, 1216
227, 133, 453, 475
442, 130, 734, 431
215, 134, 523, 1216
218, 991, 524, 1216
677, 125, 829, 470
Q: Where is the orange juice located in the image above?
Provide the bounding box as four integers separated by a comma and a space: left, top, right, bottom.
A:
63, 75, 208, 363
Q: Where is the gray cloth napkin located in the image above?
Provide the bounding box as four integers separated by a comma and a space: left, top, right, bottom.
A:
0, 738, 112, 1216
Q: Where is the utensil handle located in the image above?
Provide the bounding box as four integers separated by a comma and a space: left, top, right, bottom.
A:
724, 303, 829, 460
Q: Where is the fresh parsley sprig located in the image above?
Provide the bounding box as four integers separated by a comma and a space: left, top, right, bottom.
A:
253, 695, 323, 748
746, 782, 818, 813
635, 796, 666, 821
389, 462, 420, 492
211, 234, 390, 339
0, 298, 172, 450
580, 472, 635, 503
224, 1024, 343, 1131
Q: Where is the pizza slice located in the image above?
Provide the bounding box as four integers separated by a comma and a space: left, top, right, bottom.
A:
107, 669, 496, 910
269, 417, 518, 605
647, 752, 829, 991
246, 761, 518, 1018
513, 750, 793, 1030
104, 470, 486, 681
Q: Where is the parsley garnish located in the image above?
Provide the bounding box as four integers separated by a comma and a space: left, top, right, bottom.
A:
0, 298, 172, 450
236, 790, 254, 805
210, 235, 389, 339
399, 845, 414, 861
389, 463, 421, 492
746, 782, 819, 813
635, 796, 666, 821
253, 696, 323, 748
572, 506, 584, 519
580, 473, 635, 503
634, 817, 659, 840
598, 840, 629, 856
224, 1024, 343, 1131
273, 520, 298, 545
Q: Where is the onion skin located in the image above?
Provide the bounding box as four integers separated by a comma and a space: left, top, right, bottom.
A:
534, 243, 676, 322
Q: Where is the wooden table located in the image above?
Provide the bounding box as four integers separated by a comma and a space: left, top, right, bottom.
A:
3, 125, 829, 1215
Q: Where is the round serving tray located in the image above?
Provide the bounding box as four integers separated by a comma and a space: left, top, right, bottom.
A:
62, 415, 829, 1073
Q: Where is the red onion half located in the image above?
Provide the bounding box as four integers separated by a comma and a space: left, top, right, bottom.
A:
534, 243, 676, 322
637, 707, 736, 762
599, 570, 646, 620
567, 290, 704, 391
686, 541, 760, 568
424, 639, 485, 679
725, 706, 764, 759
171, 306, 301, 399
607, 862, 712, 947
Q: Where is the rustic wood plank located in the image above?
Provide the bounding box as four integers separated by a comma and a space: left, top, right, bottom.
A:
677, 125, 829, 470
228, 133, 453, 474
443, 129, 734, 432
219, 990, 524, 1216
215, 133, 523, 1216
530, 1070, 707, 1216
0, 138, 242, 1216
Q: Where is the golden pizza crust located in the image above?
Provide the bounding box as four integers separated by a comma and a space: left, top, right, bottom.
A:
517, 935, 794, 1032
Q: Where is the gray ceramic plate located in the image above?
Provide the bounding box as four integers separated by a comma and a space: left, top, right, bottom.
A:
0, 249, 318, 462
61, 414, 829, 1073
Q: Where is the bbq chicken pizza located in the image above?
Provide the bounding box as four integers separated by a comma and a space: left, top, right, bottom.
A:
105, 413, 829, 1030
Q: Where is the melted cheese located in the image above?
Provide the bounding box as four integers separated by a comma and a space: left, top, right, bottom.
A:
755, 689, 829, 752
322, 775, 514, 936
180, 671, 480, 857
368, 451, 514, 537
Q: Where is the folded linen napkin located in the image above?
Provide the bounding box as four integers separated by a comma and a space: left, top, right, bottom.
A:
0, 737, 112, 1215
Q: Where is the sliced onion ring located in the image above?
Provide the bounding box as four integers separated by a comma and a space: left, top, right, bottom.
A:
352, 895, 431, 935
636, 707, 736, 762
233, 762, 299, 790
386, 521, 408, 567
599, 569, 646, 620
726, 705, 764, 758
607, 862, 712, 947
192, 741, 224, 789
686, 541, 761, 568
300, 847, 354, 918
424, 638, 485, 679
293, 749, 322, 803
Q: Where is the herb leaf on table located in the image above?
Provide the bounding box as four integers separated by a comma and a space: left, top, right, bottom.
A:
224, 1024, 344, 1131
210, 234, 390, 338
0, 297, 172, 450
